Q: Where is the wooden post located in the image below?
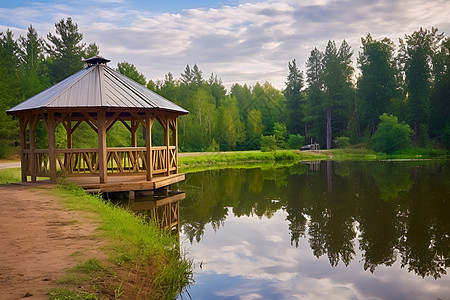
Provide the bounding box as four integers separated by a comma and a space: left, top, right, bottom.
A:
145, 113, 153, 181
19, 116, 28, 182
97, 110, 107, 183
30, 115, 38, 182
165, 118, 170, 176
65, 120, 73, 149
47, 112, 57, 183
131, 119, 137, 147
171, 118, 178, 174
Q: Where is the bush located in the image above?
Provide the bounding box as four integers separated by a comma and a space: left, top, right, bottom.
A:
260, 135, 277, 152
334, 136, 350, 148
441, 124, 450, 149
370, 113, 413, 154
287, 134, 305, 149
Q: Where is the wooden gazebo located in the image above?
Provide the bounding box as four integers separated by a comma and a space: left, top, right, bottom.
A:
7, 56, 188, 191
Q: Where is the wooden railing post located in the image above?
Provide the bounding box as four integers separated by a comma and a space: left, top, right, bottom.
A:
165, 118, 170, 176
145, 113, 154, 181
98, 110, 107, 183
19, 116, 28, 182
30, 115, 39, 181
47, 112, 57, 183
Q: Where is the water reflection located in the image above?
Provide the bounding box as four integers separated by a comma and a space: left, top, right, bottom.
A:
177, 160, 450, 299
107, 190, 184, 237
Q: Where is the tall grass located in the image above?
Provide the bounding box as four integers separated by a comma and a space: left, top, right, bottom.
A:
52, 184, 193, 299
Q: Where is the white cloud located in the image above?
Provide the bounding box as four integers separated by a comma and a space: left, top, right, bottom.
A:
1, 0, 450, 90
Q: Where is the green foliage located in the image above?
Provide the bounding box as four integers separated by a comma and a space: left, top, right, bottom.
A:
0, 168, 21, 184
71, 258, 103, 273
399, 27, 444, 142
358, 34, 399, 136
284, 59, 304, 134
45, 18, 87, 84
117, 61, 146, 85
287, 134, 305, 149
260, 135, 277, 152
334, 136, 350, 148
370, 113, 413, 153
273, 122, 288, 149
440, 124, 450, 148
49, 288, 97, 300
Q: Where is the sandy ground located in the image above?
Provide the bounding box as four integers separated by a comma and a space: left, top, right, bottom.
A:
0, 185, 104, 300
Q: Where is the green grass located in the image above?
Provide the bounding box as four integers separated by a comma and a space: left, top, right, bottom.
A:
49, 288, 98, 300
0, 168, 21, 184
51, 184, 193, 299
179, 150, 326, 172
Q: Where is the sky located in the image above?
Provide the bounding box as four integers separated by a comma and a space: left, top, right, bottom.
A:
1, 0, 449, 90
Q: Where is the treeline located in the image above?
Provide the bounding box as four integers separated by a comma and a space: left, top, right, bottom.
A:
1, 18, 449, 157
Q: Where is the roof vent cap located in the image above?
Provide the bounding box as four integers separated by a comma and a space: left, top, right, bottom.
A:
84, 56, 111, 66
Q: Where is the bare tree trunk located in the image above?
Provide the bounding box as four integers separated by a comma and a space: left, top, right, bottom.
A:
326, 108, 332, 149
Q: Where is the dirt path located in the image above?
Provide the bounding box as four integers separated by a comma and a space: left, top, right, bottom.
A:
0, 185, 103, 300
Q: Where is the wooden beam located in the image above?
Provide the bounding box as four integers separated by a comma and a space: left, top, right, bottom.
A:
145, 113, 154, 181
19, 116, 28, 182
97, 110, 107, 183
172, 118, 178, 174
106, 111, 120, 132
30, 114, 39, 181
47, 112, 57, 183
164, 118, 170, 176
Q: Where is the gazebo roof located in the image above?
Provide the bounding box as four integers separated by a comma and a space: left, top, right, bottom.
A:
7, 57, 188, 115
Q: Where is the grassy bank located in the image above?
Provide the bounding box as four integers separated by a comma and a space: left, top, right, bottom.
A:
178, 150, 326, 172
48, 184, 193, 299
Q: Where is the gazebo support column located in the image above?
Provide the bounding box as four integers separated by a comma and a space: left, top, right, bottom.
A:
145, 113, 154, 181
171, 118, 178, 174
98, 111, 107, 183
29, 115, 39, 182
47, 112, 57, 184
164, 118, 170, 176
19, 116, 28, 182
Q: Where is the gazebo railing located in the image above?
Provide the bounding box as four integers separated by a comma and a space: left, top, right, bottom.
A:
22, 146, 177, 178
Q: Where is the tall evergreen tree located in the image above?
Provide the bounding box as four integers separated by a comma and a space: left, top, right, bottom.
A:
399, 27, 444, 143
18, 25, 49, 98
430, 37, 450, 142
321, 40, 354, 148
0, 30, 21, 156
304, 47, 325, 144
45, 18, 86, 84
284, 59, 304, 135
358, 34, 399, 136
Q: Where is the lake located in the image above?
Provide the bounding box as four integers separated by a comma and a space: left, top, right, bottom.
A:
173, 160, 450, 299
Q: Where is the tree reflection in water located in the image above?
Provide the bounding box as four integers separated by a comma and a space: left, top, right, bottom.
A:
177, 160, 450, 279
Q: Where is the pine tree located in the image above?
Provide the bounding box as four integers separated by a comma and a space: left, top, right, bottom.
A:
284, 59, 304, 135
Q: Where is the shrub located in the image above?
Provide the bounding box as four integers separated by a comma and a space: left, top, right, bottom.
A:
334, 136, 350, 148
260, 135, 277, 152
441, 124, 450, 149
370, 113, 413, 154
287, 134, 305, 149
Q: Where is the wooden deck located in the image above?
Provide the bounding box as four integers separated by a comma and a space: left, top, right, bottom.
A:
66, 173, 185, 192
12, 173, 185, 193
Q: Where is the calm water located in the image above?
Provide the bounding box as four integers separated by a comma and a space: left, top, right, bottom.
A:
174, 160, 450, 300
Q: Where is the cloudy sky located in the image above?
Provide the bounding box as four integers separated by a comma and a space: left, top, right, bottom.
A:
1, 0, 449, 90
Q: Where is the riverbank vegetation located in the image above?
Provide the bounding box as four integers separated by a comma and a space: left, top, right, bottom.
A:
47, 184, 193, 300
1, 20, 449, 158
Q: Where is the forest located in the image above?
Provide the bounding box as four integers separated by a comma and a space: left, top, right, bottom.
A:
0, 18, 449, 157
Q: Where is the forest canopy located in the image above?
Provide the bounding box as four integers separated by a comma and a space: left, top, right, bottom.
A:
1, 18, 449, 157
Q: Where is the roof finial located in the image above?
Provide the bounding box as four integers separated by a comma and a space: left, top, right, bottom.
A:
84, 56, 111, 66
